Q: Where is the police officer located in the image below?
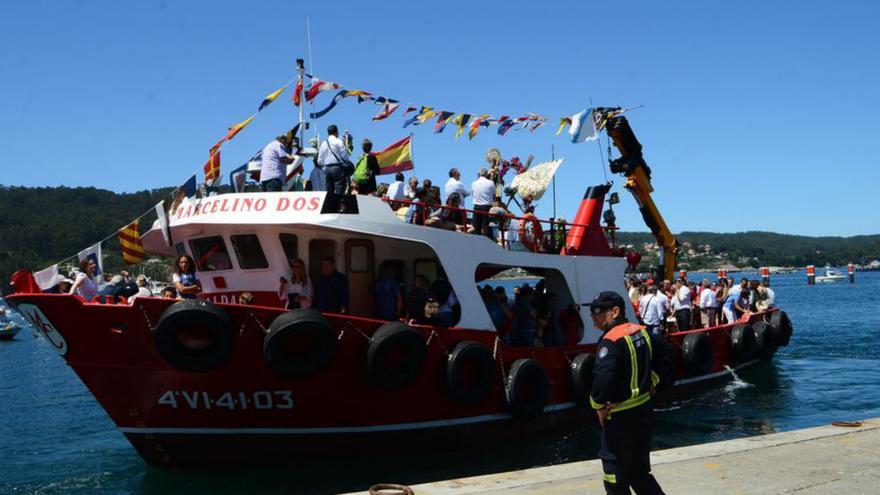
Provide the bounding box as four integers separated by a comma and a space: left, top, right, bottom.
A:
585, 291, 674, 495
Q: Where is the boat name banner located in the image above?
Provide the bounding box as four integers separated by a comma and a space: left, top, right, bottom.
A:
172, 192, 326, 225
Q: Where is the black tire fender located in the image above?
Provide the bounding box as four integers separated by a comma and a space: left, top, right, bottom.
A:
154, 299, 235, 372
263, 309, 337, 378
445, 341, 495, 405
753, 321, 777, 361
769, 310, 793, 347
504, 358, 549, 419
366, 321, 426, 389
681, 332, 714, 376
729, 324, 757, 363
570, 353, 596, 407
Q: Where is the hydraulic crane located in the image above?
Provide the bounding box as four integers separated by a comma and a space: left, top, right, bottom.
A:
598, 107, 678, 282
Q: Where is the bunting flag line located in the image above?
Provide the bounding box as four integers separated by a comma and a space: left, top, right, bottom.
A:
154, 201, 172, 247
117, 220, 145, 266
454, 114, 471, 139
569, 107, 598, 143
77, 244, 103, 280
529, 120, 546, 132
344, 89, 373, 103
374, 135, 414, 174
556, 117, 572, 135
372, 97, 400, 121
402, 106, 418, 116
433, 111, 455, 133
309, 89, 348, 119
224, 116, 255, 141
468, 114, 490, 140
305, 78, 341, 102
497, 117, 516, 136
258, 84, 287, 111
416, 108, 438, 124
292, 75, 303, 106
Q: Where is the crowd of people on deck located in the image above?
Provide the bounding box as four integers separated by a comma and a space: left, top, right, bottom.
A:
254, 124, 561, 246
626, 274, 776, 335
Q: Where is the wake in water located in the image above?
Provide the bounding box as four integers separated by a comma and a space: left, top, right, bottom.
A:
724, 365, 754, 392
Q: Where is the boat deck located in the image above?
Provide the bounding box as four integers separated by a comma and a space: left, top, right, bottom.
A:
345, 418, 880, 495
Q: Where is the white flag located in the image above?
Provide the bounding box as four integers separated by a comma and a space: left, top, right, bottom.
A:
77, 244, 103, 281
569, 107, 597, 143
154, 201, 172, 247
34, 265, 59, 291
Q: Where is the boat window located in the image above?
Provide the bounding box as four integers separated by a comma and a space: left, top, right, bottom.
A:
474, 264, 580, 346
174, 242, 186, 256
348, 244, 370, 273
189, 236, 233, 271
414, 259, 439, 284
279, 233, 299, 262
230, 234, 269, 270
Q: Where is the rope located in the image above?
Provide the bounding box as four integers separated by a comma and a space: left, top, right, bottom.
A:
427, 329, 450, 357
138, 303, 155, 332
248, 311, 269, 334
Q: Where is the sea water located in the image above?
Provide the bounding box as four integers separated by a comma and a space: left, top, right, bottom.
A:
2, 272, 879, 494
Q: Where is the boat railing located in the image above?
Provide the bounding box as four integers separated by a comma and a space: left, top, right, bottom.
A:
380, 197, 617, 254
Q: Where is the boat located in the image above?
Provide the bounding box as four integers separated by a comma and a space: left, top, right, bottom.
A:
0, 307, 21, 340
4, 108, 795, 467
816, 265, 846, 283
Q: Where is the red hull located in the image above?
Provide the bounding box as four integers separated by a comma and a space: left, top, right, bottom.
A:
7, 294, 772, 466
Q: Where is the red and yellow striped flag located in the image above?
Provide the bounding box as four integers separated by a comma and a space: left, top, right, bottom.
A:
375, 136, 414, 174
118, 220, 145, 266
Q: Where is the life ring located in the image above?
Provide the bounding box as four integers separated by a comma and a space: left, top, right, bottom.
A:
366, 321, 426, 389
445, 341, 495, 405
504, 358, 549, 419
518, 214, 544, 252
570, 353, 596, 407
263, 309, 337, 378
752, 321, 777, 361
729, 324, 757, 363
769, 310, 793, 347
681, 332, 713, 376
154, 299, 235, 372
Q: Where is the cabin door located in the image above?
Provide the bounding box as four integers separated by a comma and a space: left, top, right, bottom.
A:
308, 239, 337, 292
345, 239, 374, 317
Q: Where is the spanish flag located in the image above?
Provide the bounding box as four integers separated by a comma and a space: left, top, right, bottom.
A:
375, 136, 414, 175
258, 84, 287, 111
118, 220, 145, 266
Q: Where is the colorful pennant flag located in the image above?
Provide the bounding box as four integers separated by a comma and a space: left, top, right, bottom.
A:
117, 220, 145, 266
403, 106, 432, 127
258, 84, 287, 111
374, 135, 414, 174
203, 141, 222, 187
530, 120, 546, 132
556, 117, 572, 136
305, 78, 341, 102
154, 201, 172, 247
372, 97, 400, 121
345, 89, 373, 103
570, 107, 598, 143
309, 90, 347, 119
224, 116, 255, 141
433, 111, 455, 133
468, 114, 490, 140
497, 117, 516, 136
403, 106, 418, 116
292, 76, 303, 106
416, 108, 438, 124
454, 114, 471, 139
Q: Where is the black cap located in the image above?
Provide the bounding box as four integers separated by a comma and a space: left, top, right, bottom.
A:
582, 291, 626, 315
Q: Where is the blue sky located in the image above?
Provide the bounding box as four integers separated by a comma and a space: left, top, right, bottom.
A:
1, 0, 878, 236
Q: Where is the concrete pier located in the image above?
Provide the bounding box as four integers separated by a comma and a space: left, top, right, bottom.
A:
352, 419, 880, 495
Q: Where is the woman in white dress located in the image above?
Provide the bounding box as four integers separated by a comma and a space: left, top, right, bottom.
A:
278, 258, 312, 310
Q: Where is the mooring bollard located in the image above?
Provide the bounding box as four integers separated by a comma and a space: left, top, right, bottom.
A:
807, 265, 815, 285
848, 263, 855, 283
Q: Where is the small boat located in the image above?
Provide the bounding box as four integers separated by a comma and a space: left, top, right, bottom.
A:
816, 265, 846, 283
0, 316, 21, 340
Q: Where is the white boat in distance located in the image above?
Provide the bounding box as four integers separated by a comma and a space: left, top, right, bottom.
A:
816, 265, 846, 283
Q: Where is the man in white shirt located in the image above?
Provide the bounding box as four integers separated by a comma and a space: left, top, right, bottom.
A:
317, 125, 352, 194
639, 284, 664, 336
471, 168, 496, 238
698, 280, 718, 328
444, 168, 471, 203
259, 134, 296, 191
384, 172, 406, 209
672, 278, 692, 331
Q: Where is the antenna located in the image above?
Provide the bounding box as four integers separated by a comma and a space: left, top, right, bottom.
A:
306, 18, 320, 143
551, 143, 557, 218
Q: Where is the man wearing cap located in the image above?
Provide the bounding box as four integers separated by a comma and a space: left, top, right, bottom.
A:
585, 291, 674, 495
259, 133, 297, 192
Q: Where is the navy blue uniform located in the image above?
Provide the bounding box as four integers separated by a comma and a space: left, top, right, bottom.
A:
591, 322, 675, 494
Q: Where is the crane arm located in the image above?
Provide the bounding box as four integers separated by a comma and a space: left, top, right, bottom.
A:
600, 110, 678, 281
